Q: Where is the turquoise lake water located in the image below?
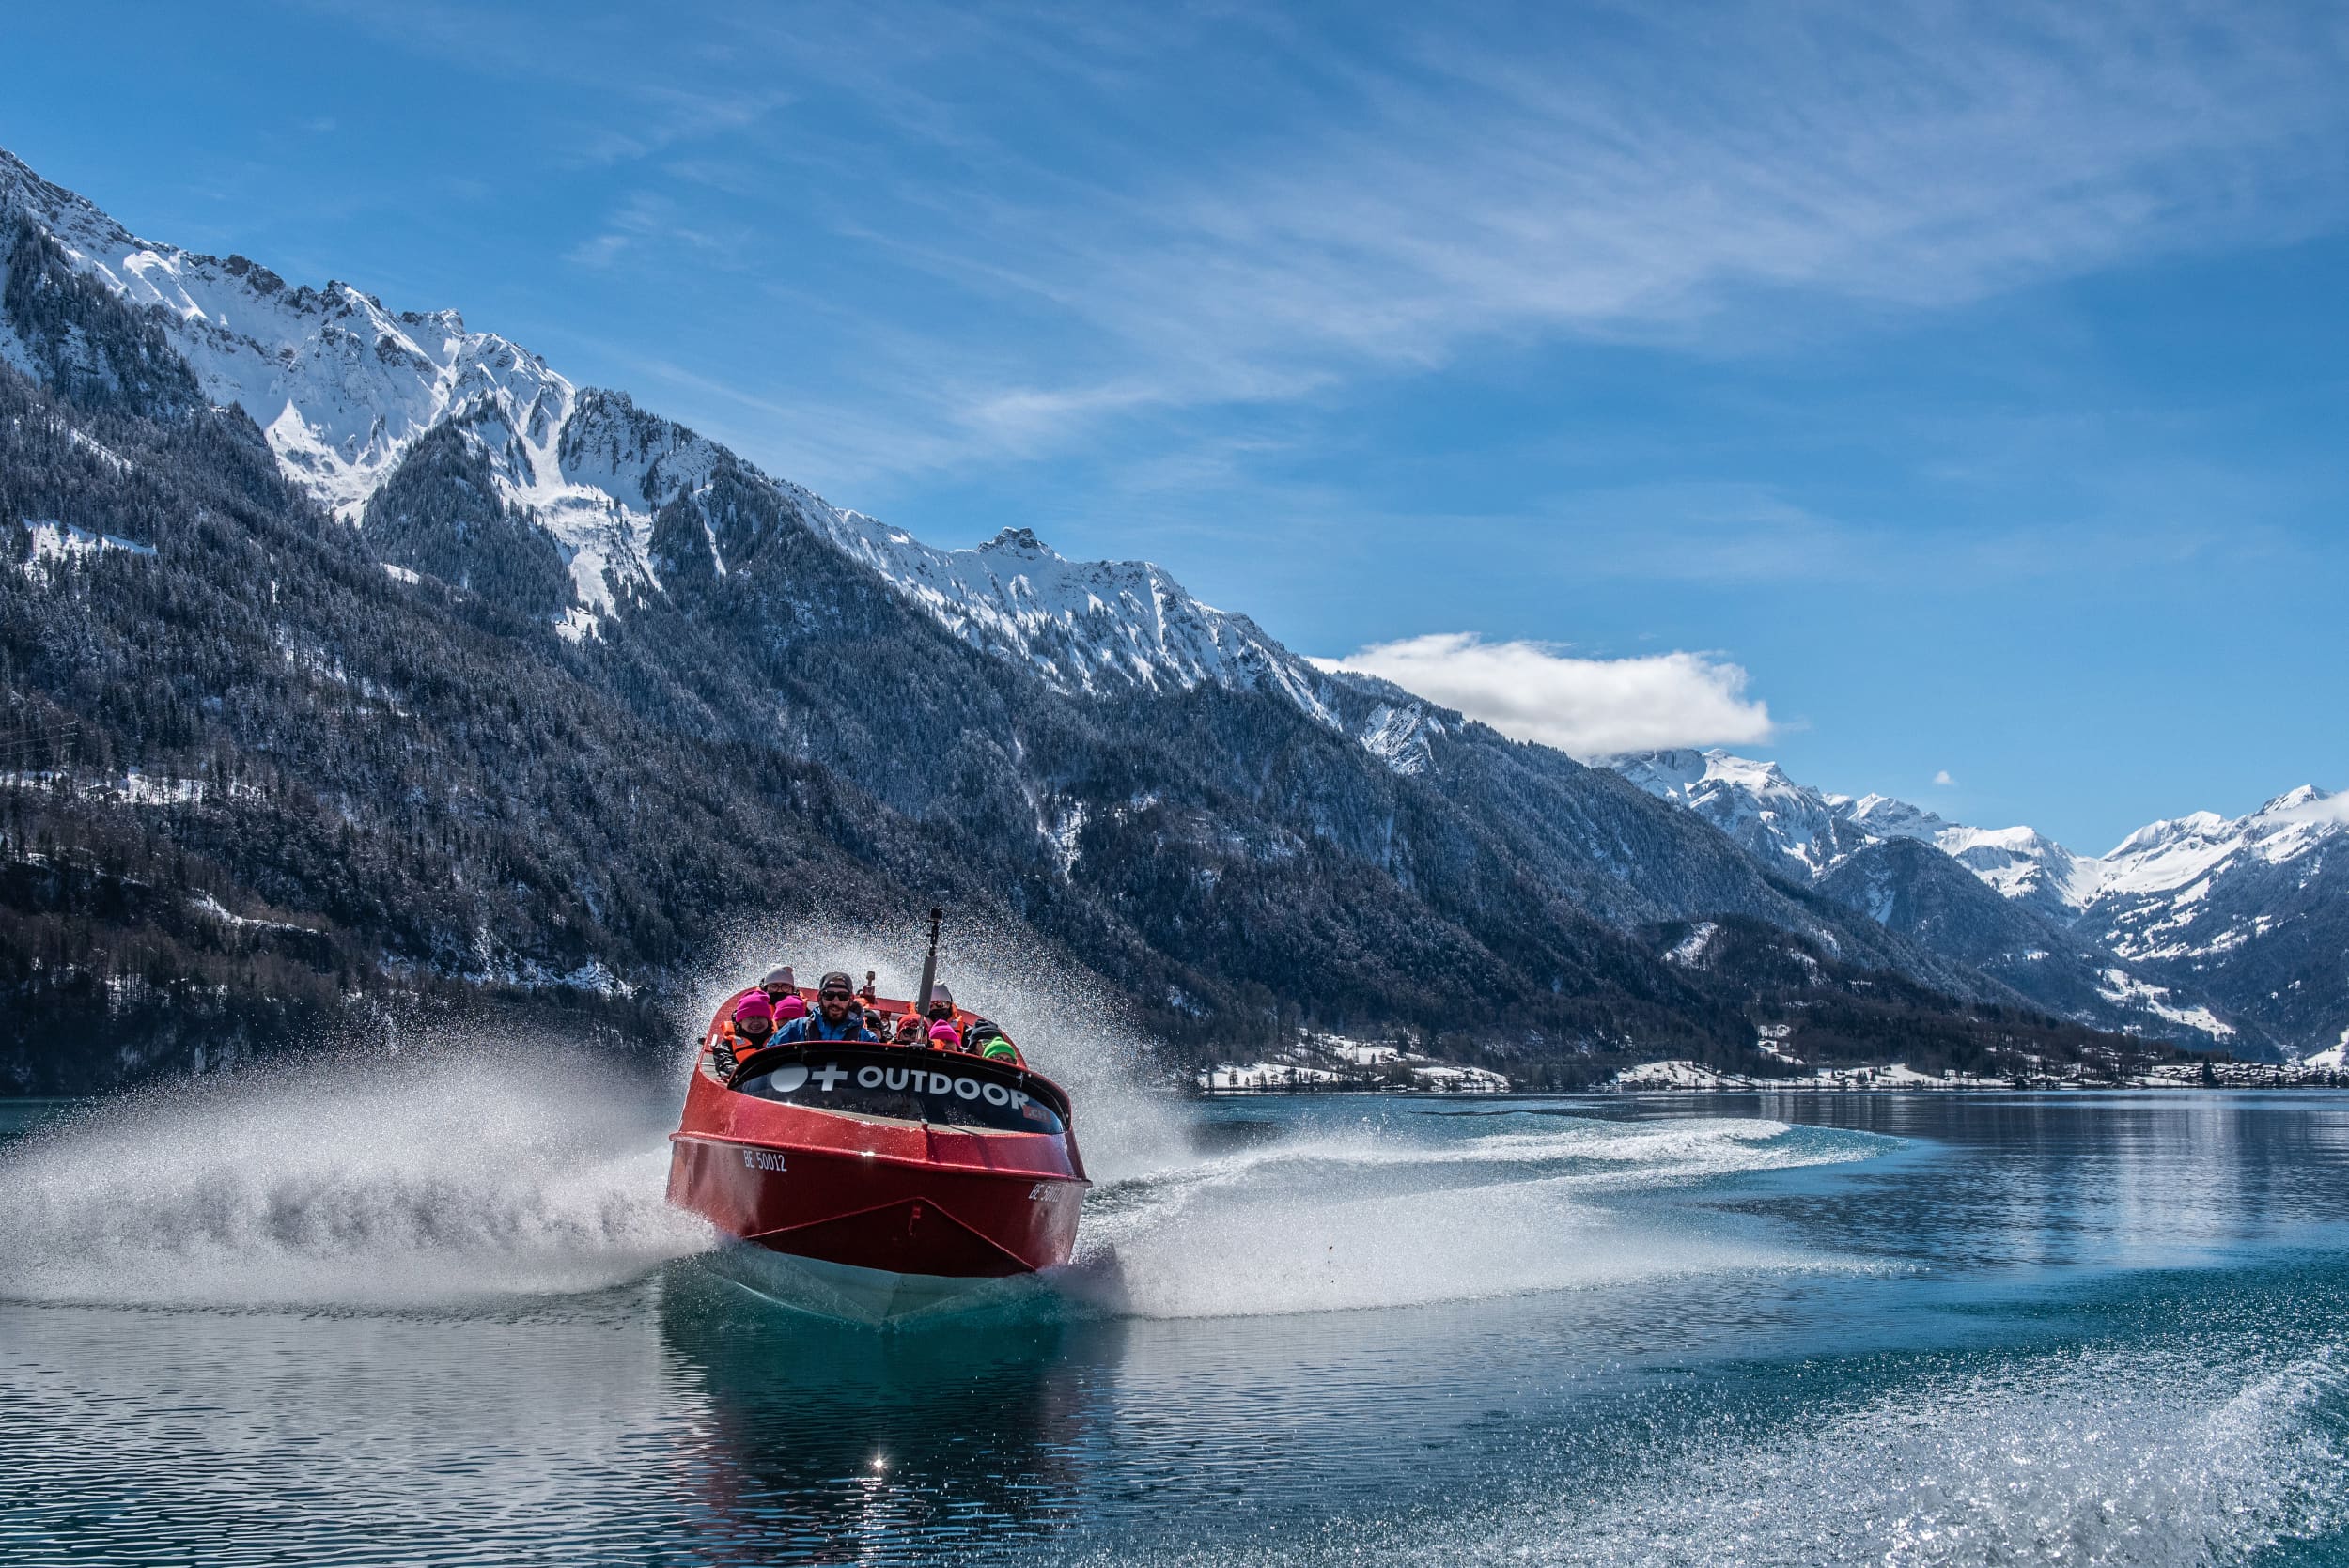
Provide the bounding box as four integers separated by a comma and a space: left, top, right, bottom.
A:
4, 1071, 2347, 1565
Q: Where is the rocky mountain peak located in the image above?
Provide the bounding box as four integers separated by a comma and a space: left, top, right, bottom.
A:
977, 525, 1056, 559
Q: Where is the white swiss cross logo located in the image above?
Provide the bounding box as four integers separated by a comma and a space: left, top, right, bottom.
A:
811, 1063, 848, 1091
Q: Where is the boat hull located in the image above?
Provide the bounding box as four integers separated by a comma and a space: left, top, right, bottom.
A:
666, 1013, 1089, 1320
666, 1129, 1087, 1279
697, 1240, 1050, 1324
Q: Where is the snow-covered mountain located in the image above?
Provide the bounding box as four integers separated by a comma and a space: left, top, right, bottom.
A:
1610, 749, 1874, 879
1610, 748, 2348, 1057
2086, 787, 2349, 1061
22, 146, 2058, 1083
0, 147, 1435, 772
2095, 788, 2344, 953
9, 143, 2333, 1063
0, 153, 567, 525
1837, 796, 2102, 921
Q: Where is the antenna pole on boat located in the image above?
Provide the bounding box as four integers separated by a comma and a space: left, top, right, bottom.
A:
917, 907, 944, 1011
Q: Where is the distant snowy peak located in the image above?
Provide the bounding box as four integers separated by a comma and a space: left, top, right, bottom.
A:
2102, 786, 2344, 898
1834, 791, 1952, 841
1932, 825, 2103, 917
1611, 748, 2107, 914
1612, 747, 2349, 1052
1848, 796, 2101, 919
803, 517, 1324, 707
2087, 785, 2345, 973
1609, 747, 1869, 879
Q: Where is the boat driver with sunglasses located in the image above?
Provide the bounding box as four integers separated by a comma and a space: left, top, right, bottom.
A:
771, 971, 881, 1045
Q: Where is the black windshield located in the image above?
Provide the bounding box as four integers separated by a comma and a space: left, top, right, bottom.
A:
732, 1049, 1068, 1135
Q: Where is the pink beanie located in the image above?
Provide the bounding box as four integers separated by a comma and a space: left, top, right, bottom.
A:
928, 1022, 962, 1049
733, 992, 774, 1028
774, 994, 809, 1021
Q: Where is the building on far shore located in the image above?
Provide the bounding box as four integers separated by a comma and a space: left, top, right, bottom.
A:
1197, 1031, 1509, 1094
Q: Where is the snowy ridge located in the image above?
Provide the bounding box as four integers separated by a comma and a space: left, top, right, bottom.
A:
2, 147, 1440, 774
1615, 749, 2098, 916
801, 519, 1328, 711
2090, 786, 2346, 967
2, 149, 565, 524
1614, 749, 2342, 934
1840, 794, 2103, 917
0, 149, 673, 619
1610, 748, 1868, 878
1613, 749, 2349, 1051
2101, 787, 2346, 901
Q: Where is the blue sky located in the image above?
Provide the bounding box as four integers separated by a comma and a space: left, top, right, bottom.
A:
7, 1, 2345, 850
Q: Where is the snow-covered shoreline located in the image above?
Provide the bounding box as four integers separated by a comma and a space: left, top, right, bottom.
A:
1196, 1031, 1510, 1094
1604, 1058, 2348, 1093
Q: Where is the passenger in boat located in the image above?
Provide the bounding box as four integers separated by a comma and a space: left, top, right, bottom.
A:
712, 990, 776, 1077
774, 993, 809, 1026
732, 991, 777, 1048
772, 971, 881, 1044
922, 983, 1017, 1061
758, 965, 798, 1003
960, 1021, 1021, 1065
959, 1016, 1017, 1060
928, 1021, 964, 1052
893, 1012, 927, 1047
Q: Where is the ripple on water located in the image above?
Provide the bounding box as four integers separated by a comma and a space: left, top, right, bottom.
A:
1034, 1310, 2349, 1567
6, 1092, 2349, 1567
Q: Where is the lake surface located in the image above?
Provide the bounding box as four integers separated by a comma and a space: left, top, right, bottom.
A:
4, 1068, 2348, 1566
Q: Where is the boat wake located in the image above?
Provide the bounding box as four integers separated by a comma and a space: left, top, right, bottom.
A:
1060, 1111, 1892, 1320
1050, 1329, 2349, 1568
0, 1049, 712, 1309
1474, 1342, 2349, 1568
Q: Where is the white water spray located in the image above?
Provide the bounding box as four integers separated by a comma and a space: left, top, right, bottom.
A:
0, 1045, 711, 1309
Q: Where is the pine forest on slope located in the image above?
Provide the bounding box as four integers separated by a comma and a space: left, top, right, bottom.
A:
0, 147, 2302, 1092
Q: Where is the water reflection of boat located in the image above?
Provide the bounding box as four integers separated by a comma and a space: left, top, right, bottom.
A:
655, 1265, 1100, 1559
666, 987, 1091, 1323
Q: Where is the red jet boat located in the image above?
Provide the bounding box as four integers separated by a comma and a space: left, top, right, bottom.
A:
667, 986, 1090, 1322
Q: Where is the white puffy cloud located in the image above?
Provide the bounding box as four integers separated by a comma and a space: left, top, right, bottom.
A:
1934, 769, 1957, 786
2268, 789, 2349, 827
1318, 634, 1774, 759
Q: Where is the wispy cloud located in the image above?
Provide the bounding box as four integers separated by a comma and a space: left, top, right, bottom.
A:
784, 0, 2349, 451
564, 233, 630, 270
562, 190, 750, 272
304, 0, 2349, 474
1320, 634, 1776, 757
288, 0, 2349, 500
